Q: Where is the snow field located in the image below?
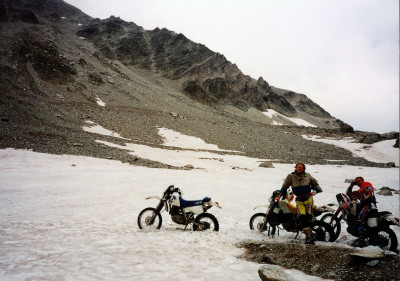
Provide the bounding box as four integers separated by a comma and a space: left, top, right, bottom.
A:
0, 128, 399, 280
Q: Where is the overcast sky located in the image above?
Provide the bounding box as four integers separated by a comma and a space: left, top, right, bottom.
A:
65, 0, 399, 133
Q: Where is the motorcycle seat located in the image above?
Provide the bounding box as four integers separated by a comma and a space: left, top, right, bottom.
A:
378, 211, 391, 216
179, 196, 211, 208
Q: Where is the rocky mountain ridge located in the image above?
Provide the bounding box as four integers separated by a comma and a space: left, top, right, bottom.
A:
76, 15, 346, 130
0, 0, 397, 168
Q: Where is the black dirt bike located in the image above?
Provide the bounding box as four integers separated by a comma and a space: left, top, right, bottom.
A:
138, 185, 221, 231
250, 190, 336, 242
321, 191, 399, 252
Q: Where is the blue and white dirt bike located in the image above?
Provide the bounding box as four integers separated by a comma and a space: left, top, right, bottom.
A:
138, 185, 221, 231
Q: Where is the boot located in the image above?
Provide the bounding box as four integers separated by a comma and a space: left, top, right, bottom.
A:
303, 227, 314, 245
305, 237, 315, 245
352, 238, 367, 248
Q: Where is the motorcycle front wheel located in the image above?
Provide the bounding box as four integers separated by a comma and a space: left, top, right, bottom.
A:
367, 227, 398, 252
320, 213, 341, 241
137, 207, 162, 230
249, 213, 277, 236
310, 220, 336, 242
193, 213, 219, 231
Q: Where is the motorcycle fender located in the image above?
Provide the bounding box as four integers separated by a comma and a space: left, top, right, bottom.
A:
210, 200, 222, 208
253, 204, 268, 210
381, 214, 400, 226
184, 205, 203, 215
146, 196, 161, 200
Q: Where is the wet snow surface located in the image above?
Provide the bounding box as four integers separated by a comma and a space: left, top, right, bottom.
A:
0, 130, 399, 280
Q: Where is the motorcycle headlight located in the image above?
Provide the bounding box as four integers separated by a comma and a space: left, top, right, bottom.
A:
367, 218, 378, 228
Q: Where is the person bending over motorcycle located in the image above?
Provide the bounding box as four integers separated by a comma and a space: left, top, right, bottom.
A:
346, 176, 377, 234
280, 162, 323, 244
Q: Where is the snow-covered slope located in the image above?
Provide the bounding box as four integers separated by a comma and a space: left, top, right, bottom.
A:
0, 130, 399, 280
263, 109, 317, 127
303, 135, 399, 166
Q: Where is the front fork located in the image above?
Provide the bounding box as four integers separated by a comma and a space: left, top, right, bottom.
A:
330, 208, 343, 223
149, 200, 164, 224
260, 202, 276, 232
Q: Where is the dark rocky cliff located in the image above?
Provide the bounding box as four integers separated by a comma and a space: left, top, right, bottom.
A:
76, 16, 349, 129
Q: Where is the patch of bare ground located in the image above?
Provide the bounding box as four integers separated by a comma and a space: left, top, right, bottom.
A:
238, 242, 400, 281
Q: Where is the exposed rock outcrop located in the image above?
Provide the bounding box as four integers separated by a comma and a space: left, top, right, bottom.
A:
76, 16, 347, 129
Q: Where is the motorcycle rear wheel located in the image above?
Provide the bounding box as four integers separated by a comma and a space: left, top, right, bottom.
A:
137, 207, 162, 230
193, 213, 219, 231
310, 220, 336, 242
249, 213, 277, 236
367, 227, 398, 252
320, 213, 341, 241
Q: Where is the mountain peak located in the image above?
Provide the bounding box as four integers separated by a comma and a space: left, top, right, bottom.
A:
7, 0, 391, 167
75, 15, 351, 130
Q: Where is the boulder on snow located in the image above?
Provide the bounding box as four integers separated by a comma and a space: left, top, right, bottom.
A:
384, 162, 396, 168
376, 187, 394, 196
259, 161, 274, 168
183, 164, 194, 170
376, 190, 392, 196
380, 131, 399, 140
381, 186, 396, 191
258, 264, 297, 281
361, 133, 380, 144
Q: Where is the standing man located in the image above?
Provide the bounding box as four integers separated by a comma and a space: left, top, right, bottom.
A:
280, 162, 323, 244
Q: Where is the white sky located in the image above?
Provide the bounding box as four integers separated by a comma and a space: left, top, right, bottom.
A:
65, 0, 399, 134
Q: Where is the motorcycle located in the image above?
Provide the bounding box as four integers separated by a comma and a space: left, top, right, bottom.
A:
249, 189, 336, 242
138, 185, 221, 231
321, 191, 400, 252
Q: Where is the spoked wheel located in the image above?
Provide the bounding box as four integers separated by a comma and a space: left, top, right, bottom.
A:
320, 213, 341, 241
193, 213, 219, 231
249, 213, 277, 235
137, 207, 162, 230
310, 220, 336, 242
367, 227, 398, 252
